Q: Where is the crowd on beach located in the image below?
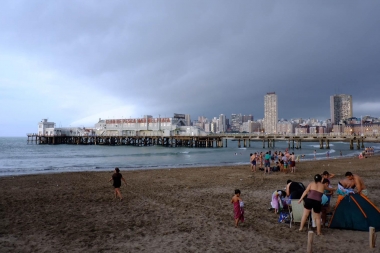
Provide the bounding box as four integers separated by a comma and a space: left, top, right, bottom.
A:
235, 146, 372, 232
359, 146, 375, 159
249, 149, 303, 174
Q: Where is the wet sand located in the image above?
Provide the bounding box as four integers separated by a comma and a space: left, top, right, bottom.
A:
1, 155, 380, 252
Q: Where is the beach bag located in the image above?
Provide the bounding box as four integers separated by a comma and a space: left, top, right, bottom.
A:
278, 211, 290, 223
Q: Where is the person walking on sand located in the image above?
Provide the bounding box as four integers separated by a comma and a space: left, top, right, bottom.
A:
231, 189, 244, 227
298, 174, 324, 236
109, 167, 127, 201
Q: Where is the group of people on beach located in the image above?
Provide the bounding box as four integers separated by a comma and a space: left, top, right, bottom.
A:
295, 171, 366, 235
250, 149, 301, 174
108, 163, 368, 232
236, 170, 368, 231
359, 147, 375, 159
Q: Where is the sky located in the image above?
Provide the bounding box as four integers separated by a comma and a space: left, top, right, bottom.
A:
1, 1, 380, 136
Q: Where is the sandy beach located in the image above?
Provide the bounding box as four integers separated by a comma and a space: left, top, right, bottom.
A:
1, 156, 380, 253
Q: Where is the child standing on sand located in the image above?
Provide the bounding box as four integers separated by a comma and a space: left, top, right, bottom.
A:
231, 189, 244, 227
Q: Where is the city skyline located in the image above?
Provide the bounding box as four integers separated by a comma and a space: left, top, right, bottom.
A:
1, 1, 380, 136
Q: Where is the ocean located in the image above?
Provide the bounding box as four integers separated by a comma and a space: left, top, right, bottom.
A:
1, 137, 378, 177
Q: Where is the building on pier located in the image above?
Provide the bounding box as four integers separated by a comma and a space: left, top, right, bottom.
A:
93, 114, 206, 137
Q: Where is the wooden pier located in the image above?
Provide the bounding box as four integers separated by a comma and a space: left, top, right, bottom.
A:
27, 133, 380, 150
26, 134, 224, 148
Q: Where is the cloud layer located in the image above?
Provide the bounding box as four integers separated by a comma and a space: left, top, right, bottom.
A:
1, 1, 380, 136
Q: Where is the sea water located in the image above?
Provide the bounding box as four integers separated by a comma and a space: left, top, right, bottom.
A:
0, 137, 378, 176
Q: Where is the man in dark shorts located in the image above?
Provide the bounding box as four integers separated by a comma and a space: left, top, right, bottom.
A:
109, 167, 127, 201
250, 153, 257, 172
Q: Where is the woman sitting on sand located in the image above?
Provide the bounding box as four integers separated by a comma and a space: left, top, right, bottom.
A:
298, 174, 324, 236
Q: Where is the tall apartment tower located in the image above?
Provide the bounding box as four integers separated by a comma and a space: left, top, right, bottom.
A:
264, 92, 278, 133
330, 94, 353, 124
219, 114, 226, 133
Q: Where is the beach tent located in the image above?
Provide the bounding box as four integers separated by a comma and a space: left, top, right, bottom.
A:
329, 193, 380, 231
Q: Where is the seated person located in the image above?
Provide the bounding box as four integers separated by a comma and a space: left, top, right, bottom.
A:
271, 162, 280, 172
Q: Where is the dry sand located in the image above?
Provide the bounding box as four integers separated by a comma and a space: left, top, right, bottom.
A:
1, 156, 380, 253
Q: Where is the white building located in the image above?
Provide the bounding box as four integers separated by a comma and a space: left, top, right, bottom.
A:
264, 92, 278, 134
38, 114, 207, 137
94, 114, 206, 136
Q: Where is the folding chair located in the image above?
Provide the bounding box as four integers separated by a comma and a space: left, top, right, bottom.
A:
289, 199, 311, 228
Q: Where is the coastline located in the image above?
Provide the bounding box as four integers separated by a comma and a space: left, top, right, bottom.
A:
1, 156, 380, 252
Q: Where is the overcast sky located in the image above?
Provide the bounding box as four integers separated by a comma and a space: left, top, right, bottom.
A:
1, 1, 380, 136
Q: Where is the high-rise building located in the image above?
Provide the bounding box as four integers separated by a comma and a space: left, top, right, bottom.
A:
264, 92, 278, 133
330, 94, 353, 124
242, 114, 254, 123
219, 114, 226, 133
230, 113, 242, 132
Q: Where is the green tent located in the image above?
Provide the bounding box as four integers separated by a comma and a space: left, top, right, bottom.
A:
329, 194, 380, 231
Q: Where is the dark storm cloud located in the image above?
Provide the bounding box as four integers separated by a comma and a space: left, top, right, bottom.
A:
1, 0, 380, 125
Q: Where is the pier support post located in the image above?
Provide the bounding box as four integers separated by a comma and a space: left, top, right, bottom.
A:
361, 138, 365, 149
244, 139, 246, 148
238, 139, 241, 148
369, 226, 376, 248
225, 139, 228, 147
350, 139, 354, 150
263, 139, 265, 148
319, 139, 324, 149
307, 231, 314, 253
357, 140, 360, 150
326, 140, 330, 149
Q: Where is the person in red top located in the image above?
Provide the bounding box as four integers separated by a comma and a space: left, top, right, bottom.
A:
109, 167, 127, 201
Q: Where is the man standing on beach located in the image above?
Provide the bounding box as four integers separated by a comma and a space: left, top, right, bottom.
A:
264, 152, 271, 174
250, 153, 257, 172
290, 152, 296, 173
345, 172, 368, 196
109, 167, 127, 201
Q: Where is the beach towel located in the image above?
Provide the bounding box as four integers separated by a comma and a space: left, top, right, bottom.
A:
234, 201, 244, 222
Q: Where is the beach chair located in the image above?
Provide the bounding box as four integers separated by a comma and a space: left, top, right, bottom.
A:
289, 199, 310, 228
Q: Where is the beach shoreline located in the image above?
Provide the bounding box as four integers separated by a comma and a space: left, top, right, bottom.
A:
1, 156, 380, 252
